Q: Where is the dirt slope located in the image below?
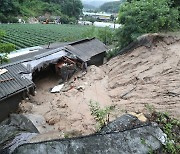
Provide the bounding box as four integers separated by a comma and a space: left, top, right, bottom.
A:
20, 33, 180, 139
104, 34, 180, 118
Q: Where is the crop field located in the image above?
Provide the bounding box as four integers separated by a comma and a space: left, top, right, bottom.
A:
0, 24, 91, 49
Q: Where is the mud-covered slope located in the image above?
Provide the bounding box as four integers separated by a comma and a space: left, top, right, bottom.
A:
20, 33, 180, 138
104, 34, 180, 119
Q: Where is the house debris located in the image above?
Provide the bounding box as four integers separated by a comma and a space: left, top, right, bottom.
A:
0, 63, 35, 122
51, 84, 64, 93
55, 56, 79, 82
0, 38, 108, 121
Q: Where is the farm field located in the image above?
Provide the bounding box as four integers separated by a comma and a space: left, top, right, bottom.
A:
0, 24, 91, 49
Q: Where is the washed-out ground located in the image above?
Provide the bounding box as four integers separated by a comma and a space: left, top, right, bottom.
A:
19, 34, 180, 140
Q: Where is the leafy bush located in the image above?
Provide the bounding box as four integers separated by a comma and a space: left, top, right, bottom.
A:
89, 101, 114, 130
116, 0, 179, 49
145, 104, 180, 154
97, 27, 114, 45
0, 30, 15, 63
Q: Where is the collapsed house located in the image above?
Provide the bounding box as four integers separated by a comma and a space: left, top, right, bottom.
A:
0, 63, 35, 122
19, 38, 107, 82
0, 38, 108, 121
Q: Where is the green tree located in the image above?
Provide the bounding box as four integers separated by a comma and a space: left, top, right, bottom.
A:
0, 0, 21, 16
43, 0, 83, 18
171, 0, 180, 7
0, 0, 83, 22
61, 0, 83, 19
116, 0, 179, 49
0, 30, 15, 63
97, 27, 114, 45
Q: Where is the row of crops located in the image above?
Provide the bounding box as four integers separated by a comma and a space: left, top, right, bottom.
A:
0, 24, 91, 49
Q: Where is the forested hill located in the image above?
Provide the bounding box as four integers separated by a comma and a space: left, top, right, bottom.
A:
99, 0, 180, 13
99, 0, 125, 13
0, 0, 83, 23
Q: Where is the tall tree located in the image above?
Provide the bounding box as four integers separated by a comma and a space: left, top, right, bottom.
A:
0, 0, 21, 15
116, 0, 179, 49
60, 0, 83, 19
42, 0, 83, 18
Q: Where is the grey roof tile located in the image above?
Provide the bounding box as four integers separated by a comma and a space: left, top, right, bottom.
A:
65, 38, 108, 61
0, 63, 34, 101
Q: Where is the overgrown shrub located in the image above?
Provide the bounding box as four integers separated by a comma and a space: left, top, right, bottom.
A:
116, 0, 179, 49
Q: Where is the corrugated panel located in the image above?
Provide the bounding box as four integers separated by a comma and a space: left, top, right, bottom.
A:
0, 63, 34, 101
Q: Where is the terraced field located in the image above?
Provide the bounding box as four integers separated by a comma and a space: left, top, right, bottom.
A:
0, 24, 90, 49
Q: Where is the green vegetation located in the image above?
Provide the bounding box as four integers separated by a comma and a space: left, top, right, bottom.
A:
0, 24, 91, 49
0, 30, 15, 63
106, 48, 119, 60
115, 0, 179, 49
0, 0, 83, 23
145, 104, 180, 154
0, 24, 114, 50
99, 0, 125, 13
89, 101, 114, 130
83, 26, 115, 45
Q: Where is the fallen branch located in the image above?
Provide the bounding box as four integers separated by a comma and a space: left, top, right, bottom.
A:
120, 86, 137, 99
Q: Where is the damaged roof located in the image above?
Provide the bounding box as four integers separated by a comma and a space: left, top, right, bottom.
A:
65, 38, 108, 62
1, 38, 107, 67
0, 42, 69, 66
0, 63, 35, 101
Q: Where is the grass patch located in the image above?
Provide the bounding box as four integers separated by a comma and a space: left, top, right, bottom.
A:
145, 104, 180, 154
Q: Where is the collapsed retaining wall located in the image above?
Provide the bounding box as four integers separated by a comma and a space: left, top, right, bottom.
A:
0, 114, 166, 154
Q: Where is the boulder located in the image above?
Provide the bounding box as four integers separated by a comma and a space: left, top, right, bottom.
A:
12, 114, 166, 154
0, 114, 39, 154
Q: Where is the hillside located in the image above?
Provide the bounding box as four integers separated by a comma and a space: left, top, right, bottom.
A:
0, 0, 83, 23
20, 33, 180, 138
99, 0, 125, 13
105, 33, 180, 118
82, 0, 120, 8
83, 4, 96, 10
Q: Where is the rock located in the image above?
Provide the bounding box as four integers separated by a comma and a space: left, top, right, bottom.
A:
24, 114, 54, 133
13, 114, 166, 154
0, 114, 39, 153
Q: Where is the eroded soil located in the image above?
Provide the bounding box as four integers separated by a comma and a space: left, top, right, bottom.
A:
19, 34, 180, 140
